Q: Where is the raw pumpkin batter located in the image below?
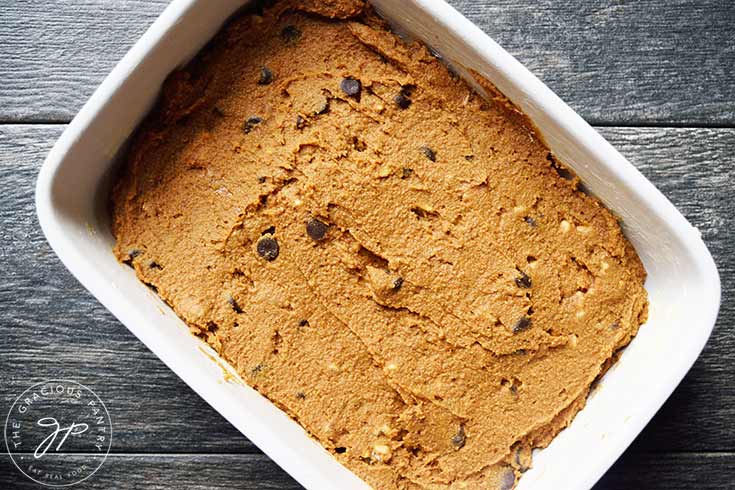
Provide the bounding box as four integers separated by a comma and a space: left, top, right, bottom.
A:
112, 1, 648, 488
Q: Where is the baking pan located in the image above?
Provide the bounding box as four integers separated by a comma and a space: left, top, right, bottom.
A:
35, 0, 721, 488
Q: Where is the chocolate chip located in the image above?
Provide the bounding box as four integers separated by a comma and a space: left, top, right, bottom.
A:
149, 261, 163, 270
513, 316, 532, 333
420, 146, 436, 162
252, 0, 276, 16
451, 425, 466, 449
335, 446, 347, 454
298, 319, 310, 327
553, 165, 574, 180
400, 84, 416, 97
281, 25, 301, 42
256, 236, 279, 261
392, 277, 404, 291
251, 363, 265, 375
499, 468, 516, 490
261, 226, 276, 236
523, 216, 537, 227
306, 218, 329, 241
394, 93, 412, 109
547, 153, 574, 180
227, 295, 243, 314
464, 155, 475, 161
243, 116, 262, 133
296, 391, 306, 399
295, 114, 306, 129
123, 249, 142, 267
258, 66, 273, 85
340, 77, 362, 98
401, 167, 414, 179
577, 181, 592, 196
257, 176, 267, 183
514, 272, 532, 288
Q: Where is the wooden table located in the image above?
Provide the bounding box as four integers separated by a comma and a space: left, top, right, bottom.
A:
1, 1, 733, 488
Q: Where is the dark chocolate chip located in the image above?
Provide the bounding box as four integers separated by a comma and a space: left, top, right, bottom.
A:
394, 93, 412, 109
257, 176, 267, 183
400, 84, 416, 97
499, 468, 516, 490
451, 425, 466, 449
547, 153, 574, 179
149, 261, 163, 270
258, 66, 273, 85
392, 277, 404, 291
464, 155, 475, 161
340, 77, 362, 98
577, 181, 592, 196
227, 295, 243, 314
256, 236, 279, 261
243, 116, 263, 134
296, 391, 306, 400
513, 316, 532, 333
553, 165, 574, 180
514, 272, 532, 288
509, 381, 519, 395
401, 167, 414, 179
334, 447, 347, 454
262, 226, 276, 236
298, 319, 310, 327
280, 25, 301, 42
251, 363, 265, 375
127, 249, 142, 259
523, 216, 537, 227
420, 146, 436, 162
306, 218, 329, 241
295, 115, 306, 129
253, 0, 276, 16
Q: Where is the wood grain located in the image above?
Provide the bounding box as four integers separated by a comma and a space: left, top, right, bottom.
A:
1, 452, 733, 489
0, 453, 302, 490
0, 0, 732, 125
2, 1, 733, 488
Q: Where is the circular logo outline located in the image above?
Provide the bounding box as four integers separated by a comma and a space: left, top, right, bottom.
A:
4, 379, 113, 487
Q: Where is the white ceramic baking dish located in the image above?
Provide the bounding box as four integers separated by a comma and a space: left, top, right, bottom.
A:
35, 0, 721, 488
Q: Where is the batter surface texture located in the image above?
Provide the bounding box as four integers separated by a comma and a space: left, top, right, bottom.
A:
112, 1, 648, 488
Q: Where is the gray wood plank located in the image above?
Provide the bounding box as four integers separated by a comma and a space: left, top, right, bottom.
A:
0, 125, 733, 457
0, 0, 733, 125
596, 127, 735, 454
1, 452, 733, 489
595, 452, 735, 490
0, 453, 302, 489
